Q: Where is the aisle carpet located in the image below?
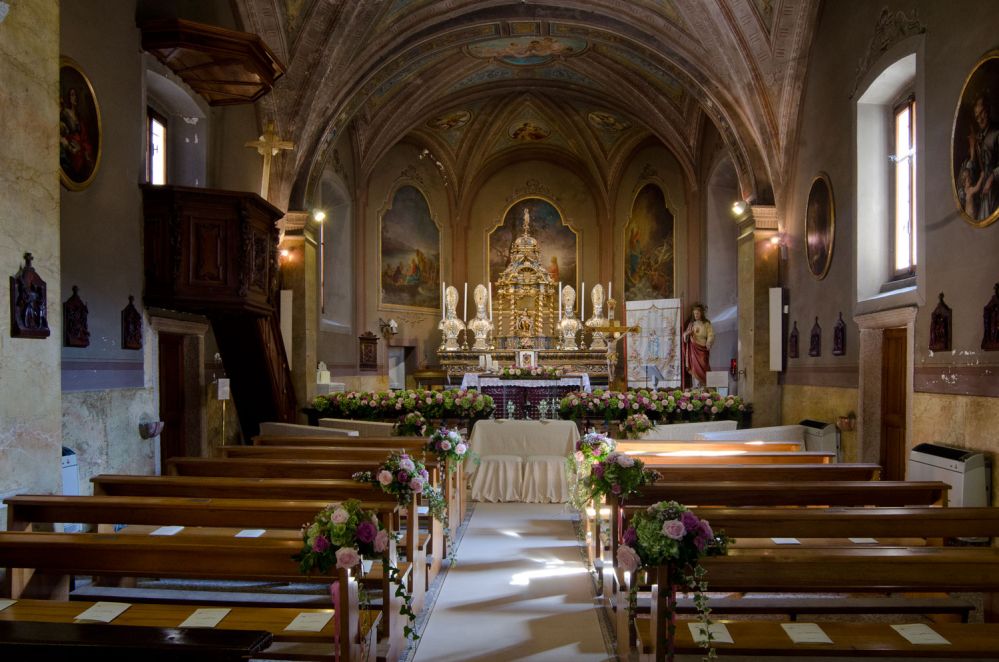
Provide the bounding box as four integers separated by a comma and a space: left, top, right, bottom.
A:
409, 503, 612, 662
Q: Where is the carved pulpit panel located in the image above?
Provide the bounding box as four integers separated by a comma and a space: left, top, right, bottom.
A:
63, 285, 90, 347
9, 253, 50, 339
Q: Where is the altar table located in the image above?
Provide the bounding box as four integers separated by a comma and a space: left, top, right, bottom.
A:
461, 374, 591, 419
460, 373, 592, 392
466, 420, 579, 504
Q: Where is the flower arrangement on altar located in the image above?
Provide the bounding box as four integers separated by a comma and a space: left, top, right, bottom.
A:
294, 499, 418, 638
394, 411, 427, 436
312, 388, 494, 422
587, 451, 659, 500
498, 365, 563, 379
426, 427, 468, 470
558, 388, 749, 425
566, 431, 616, 510
617, 501, 731, 660
621, 413, 652, 438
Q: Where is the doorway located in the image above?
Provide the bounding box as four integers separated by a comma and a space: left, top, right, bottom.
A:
880, 327, 908, 480
151, 315, 209, 472
158, 332, 186, 472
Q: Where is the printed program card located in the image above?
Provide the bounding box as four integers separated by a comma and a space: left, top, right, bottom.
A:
782, 623, 833, 644
179, 608, 231, 628
75, 602, 131, 623
891, 624, 951, 645
285, 612, 334, 632
688, 622, 734, 645
150, 525, 184, 536
771, 537, 800, 545
849, 537, 878, 544
0, 599, 16, 612
235, 529, 266, 538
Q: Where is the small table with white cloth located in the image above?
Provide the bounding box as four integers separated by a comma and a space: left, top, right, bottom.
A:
466, 419, 579, 503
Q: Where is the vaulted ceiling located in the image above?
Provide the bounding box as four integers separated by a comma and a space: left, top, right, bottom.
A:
232, 0, 820, 209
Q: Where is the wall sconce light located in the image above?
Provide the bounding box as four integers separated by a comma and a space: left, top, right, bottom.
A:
312, 210, 326, 223
731, 200, 748, 217
378, 317, 398, 339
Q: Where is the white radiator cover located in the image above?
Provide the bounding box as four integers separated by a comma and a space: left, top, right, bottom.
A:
908, 443, 991, 507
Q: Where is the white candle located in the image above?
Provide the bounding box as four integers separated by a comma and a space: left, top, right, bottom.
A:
558, 282, 562, 322
463, 282, 468, 322
488, 282, 493, 321
441, 281, 446, 321
581, 281, 585, 321
608, 281, 612, 302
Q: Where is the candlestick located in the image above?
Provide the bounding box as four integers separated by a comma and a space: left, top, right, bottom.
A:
463, 282, 468, 322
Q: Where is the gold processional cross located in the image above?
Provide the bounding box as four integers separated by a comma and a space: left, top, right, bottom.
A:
245, 120, 295, 199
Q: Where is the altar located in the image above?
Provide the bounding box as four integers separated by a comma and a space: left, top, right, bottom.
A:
461, 373, 592, 419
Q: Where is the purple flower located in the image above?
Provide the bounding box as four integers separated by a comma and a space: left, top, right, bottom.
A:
409, 477, 424, 493
312, 535, 330, 553
697, 519, 713, 540
611, 483, 622, 495
592, 463, 605, 478
681, 511, 699, 533
397, 470, 410, 483
622, 526, 638, 546
356, 521, 377, 544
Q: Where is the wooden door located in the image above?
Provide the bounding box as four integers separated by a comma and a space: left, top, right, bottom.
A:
880, 327, 908, 480
158, 332, 186, 471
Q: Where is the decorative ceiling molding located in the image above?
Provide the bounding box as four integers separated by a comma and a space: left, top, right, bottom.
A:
852, 7, 926, 97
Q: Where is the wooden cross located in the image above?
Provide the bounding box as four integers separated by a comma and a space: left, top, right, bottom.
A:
244, 120, 294, 198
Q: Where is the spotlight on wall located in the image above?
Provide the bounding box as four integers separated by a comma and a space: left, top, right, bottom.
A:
280, 249, 290, 258
312, 210, 326, 223
769, 234, 781, 246
731, 200, 748, 217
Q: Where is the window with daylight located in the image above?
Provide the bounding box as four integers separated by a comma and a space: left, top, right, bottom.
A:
147, 107, 167, 185
892, 96, 916, 276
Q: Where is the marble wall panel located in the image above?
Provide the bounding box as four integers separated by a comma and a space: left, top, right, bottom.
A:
781, 384, 859, 462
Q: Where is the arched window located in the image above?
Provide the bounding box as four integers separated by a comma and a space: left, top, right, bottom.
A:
144, 66, 207, 187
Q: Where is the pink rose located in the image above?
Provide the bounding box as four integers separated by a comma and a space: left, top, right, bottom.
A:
330, 507, 349, 524
377, 470, 394, 485
374, 529, 389, 553
574, 450, 585, 463
455, 443, 467, 455
409, 477, 424, 493
440, 440, 451, 451
335, 546, 360, 569
617, 544, 641, 573
616, 454, 635, 468
662, 519, 686, 540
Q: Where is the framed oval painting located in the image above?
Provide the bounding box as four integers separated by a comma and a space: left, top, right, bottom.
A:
805, 173, 835, 280
951, 49, 999, 228
59, 57, 102, 191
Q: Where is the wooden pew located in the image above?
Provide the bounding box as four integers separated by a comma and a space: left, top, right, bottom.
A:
0, 599, 378, 661
623, 451, 835, 465
615, 440, 803, 454
252, 435, 428, 448
0, 534, 376, 661
641, 463, 881, 482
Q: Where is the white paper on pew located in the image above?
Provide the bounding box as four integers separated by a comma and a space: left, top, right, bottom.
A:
362, 559, 374, 574
849, 537, 878, 544
285, 612, 334, 632
180, 608, 231, 628
688, 622, 734, 644
891, 624, 951, 645
781, 623, 833, 644
0, 599, 15, 612
771, 537, 800, 545
150, 525, 184, 536
417, 506, 429, 515
235, 529, 266, 538
76, 602, 131, 623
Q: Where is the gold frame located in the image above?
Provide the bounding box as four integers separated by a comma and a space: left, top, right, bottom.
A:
951, 49, 999, 228
377, 181, 443, 314
624, 181, 677, 300
805, 172, 835, 280
59, 56, 102, 191
485, 195, 580, 292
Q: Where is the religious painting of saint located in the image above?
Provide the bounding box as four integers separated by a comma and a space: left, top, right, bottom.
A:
379, 185, 441, 311
587, 110, 630, 132
952, 50, 999, 228
509, 120, 550, 142
625, 184, 674, 301
427, 110, 471, 131
805, 174, 835, 280
488, 197, 577, 292
465, 35, 587, 66
59, 57, 102, 191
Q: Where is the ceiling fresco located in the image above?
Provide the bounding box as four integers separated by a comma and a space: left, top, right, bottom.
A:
233, 0, 819, 207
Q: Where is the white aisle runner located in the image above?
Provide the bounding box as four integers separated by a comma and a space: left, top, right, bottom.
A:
410, 503, 611, 662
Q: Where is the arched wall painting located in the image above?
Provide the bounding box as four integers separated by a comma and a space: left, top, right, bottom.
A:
625, 184, 675, 300
488, 198, 577, 290
380, 185, 440, 311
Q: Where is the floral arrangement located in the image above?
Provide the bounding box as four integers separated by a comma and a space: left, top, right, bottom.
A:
499, 365, 563, 379
394, 411, 427, 436
312, 388, 494, 422
587, 451, 659, 501
294, 499, 417, 638
621, 413, 652, 438
427, 427, 468, 470
566, 431, 616, 510
617, 501, 730, 660
558, 388, 749, 425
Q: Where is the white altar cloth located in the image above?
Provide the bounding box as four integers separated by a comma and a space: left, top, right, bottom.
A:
466, 420, 579, 503
460, 373, 592, 392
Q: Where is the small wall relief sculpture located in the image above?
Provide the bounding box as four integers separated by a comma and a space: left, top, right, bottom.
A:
121, 295, 143, 350
788, 320, 799, 358
359, 331, 379, 371
832, 312, 846, 356
929, 292, 952, 352
809, 317, 821, 357
983, 283, 999, 351
63, 285, 90, 348
10, 252, 50, 339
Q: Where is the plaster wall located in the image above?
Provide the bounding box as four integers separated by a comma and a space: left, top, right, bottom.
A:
781, 385, 860, 463
0, 0, 63, 498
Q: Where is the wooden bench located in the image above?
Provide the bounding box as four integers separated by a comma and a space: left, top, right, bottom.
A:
0, 598, 380, 661
251, 435, 428, 448
635, 463, 882, 482
615, 440, 804, 454
623, 451, 835, 465
0, 534, 379, 661
0, 619, 274, 661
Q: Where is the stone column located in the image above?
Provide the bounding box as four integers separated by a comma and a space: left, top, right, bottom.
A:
736, 205, 780, 426
277, 211, 316, 420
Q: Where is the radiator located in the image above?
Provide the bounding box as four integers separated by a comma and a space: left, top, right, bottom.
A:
908, 443, 991, 507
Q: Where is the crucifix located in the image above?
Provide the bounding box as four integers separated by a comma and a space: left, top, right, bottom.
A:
245, 120, 294, 199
